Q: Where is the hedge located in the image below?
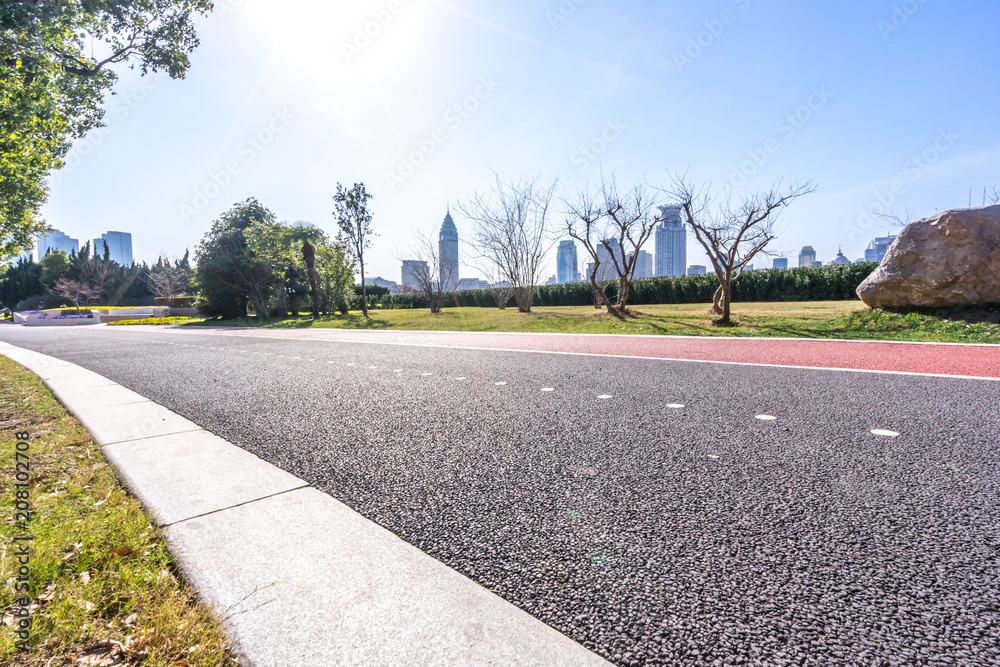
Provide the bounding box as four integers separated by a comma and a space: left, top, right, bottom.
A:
349, 264, 879, 311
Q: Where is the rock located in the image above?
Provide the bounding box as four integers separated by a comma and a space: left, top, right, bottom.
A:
857, 205, 1000, 308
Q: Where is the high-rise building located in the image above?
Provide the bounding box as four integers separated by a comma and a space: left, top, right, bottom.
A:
865, 235, 897, 263
627, 250, 654, 279
687, 265, 707, 276
37, 229, 80, 259
92, 231, 133, 265
654, 206, 686, 277
401, 260, 428, 291
773, 258, 789, 270
439, 209, 459, 291
595, 238, 625, 281
798, 246, 817, 268
556, 240, 581, 283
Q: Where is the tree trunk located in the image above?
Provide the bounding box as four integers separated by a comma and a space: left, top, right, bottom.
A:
359, 257, 369, 318
615, 277, 631, 315
718, 282, 732, 324
303, 241, 319, 320
712, 285, 725, 315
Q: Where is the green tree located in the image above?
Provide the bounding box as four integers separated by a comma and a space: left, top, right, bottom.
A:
194, 199, 277, 320
333, 182, 375, 317
40, 249, 71, 286
285, 222, 324, 320
0, 0, 213, 262
314, 238, 355, 315
0, 257, 43, 309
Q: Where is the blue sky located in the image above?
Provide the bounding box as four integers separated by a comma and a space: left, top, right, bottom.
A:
42, 0, 1000, 279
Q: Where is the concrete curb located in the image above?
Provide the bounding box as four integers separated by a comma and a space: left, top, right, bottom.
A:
0, 341, 610, 667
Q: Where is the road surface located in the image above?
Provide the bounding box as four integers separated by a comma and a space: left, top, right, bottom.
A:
2, 324, 998, 666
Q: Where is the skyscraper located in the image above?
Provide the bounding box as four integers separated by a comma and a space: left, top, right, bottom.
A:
92, 231, 133, 265
439, 209, 459, 291
627, 250, 654, 279
798, 246, 817, 268
37, 229, 80, 259
556, 240, 580, 283
654, 206, 686, 277
595, 238, 625, 281
401, 260, 428, 291
865, 235, 897, 263
773, 258, 789, 270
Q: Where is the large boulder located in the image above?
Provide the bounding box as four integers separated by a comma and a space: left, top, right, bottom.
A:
857, 205, 1000, 309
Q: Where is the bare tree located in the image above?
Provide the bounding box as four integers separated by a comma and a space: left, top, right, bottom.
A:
564, 175, 660, 316
459, 174, 554, 313
401, 229, 457, 313
988, 187, 999, 206
334, 182, 376, 317
665, 173, 816, 325
49, 278, 98, 313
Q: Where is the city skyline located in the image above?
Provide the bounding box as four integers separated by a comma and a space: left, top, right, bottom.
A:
32, 2, 1000, 282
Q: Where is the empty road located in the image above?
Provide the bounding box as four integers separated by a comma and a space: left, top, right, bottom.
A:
3, 324, 998, 666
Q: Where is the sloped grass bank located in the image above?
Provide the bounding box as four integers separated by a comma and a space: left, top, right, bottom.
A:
0, 356, 237, 666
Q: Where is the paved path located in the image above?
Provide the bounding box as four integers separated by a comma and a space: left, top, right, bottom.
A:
183, 327, 1000, 380
2, 324, 998, 666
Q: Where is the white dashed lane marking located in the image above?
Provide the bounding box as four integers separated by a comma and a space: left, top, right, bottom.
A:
541, 388, 555, 392
667, 404, 685, 409
871, 429, 900, 438
495, 382, 507, 386
756, 415, 777, 421
598, 395, 612, 399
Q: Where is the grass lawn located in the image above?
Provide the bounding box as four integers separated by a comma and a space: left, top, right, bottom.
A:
184, 301, 1000, 344
0, 357, 236, 665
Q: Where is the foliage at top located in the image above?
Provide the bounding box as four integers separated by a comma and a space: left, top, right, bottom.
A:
0, 0, 213, 262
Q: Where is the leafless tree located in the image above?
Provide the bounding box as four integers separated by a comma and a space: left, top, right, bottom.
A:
876, 207, 916, 230
49, 278, 98, 313
988, 187, 999, 206
458, 173, 555, 313
563, 175, 660, 316
664, 173, 816, 325
401, 229, 457, 314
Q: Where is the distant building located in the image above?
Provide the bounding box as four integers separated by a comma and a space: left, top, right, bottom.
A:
37, 229, 80, 259
594, 239, 625, 281
439, 209, 459, 291
865, 235, 897, 263
92, 231, 133, 265
687, 265, 707, 276
369, 276, 398, 290
798, 246, 817, 268
545, 275, 557, 285
827, 247, 851, 266
556, 240, 581, 283
627, 250, 654, 279
401, 260, 428, 291
773, 258, 788, 270
655, 206, 686, 277
457, 278, 491, 291
744, 265, 754, 272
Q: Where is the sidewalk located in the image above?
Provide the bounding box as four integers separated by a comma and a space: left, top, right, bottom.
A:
0, 341, 609, 667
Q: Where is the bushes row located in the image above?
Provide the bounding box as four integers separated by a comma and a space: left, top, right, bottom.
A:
357, 264, 879, 310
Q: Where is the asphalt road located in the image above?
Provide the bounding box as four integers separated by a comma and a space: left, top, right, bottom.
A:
3, 324, 999, 666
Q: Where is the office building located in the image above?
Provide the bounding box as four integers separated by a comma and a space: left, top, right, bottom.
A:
92, 231, 133, 265
655, 206, 687, 277
457, 278, 491, 291
687, 265, 707, 276
37, 229, 80, 259
627, 250, 654, 279
865, 235, 897, 263
773, 258, 788, 270
798, 246, 817, 268
556, 240, 581, 283
594, 239, 625, 281
439, 209, 459, 291
401, 260, 428, 291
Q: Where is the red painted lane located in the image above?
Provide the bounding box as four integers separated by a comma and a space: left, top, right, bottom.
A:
198, 328, 1000, 379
